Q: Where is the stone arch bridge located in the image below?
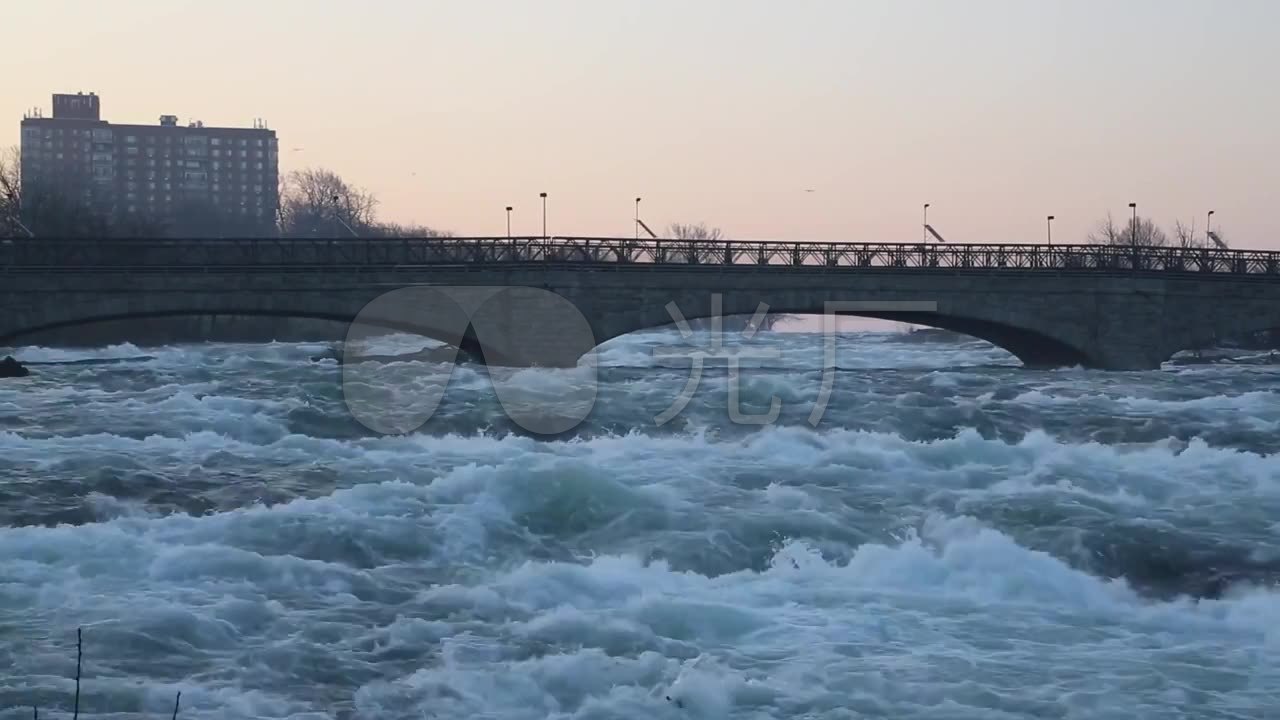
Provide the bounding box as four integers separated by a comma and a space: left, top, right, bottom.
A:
2, 237, 1279, 370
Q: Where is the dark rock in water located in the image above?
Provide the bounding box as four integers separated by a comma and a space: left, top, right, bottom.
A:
0, 356, 30, 378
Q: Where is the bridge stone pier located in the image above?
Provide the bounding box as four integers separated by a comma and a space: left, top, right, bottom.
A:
3, 238, 1280, 370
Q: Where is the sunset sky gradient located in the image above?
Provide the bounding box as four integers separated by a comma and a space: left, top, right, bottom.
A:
6, 0, 1278, 246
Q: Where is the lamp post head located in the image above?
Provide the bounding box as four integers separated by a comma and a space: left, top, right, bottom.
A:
1208, 210, 1215, 216
540, 192, 547, 199
636, 197, 641, 203
1048, 215, 1055, 221
1129, 203, 1136, 209
924, 203, 930, 209
506, 206, 512, 212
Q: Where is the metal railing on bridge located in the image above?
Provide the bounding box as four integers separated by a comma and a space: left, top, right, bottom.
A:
2, 237, 1279, 277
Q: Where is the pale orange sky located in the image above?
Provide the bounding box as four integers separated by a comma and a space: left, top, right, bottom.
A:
6, 0, 1278, 246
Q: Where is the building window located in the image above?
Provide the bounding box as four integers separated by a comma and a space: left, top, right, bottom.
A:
126, 135, 137, 144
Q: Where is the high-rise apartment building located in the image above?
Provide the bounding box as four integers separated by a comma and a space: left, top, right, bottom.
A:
19, 92, 279, 234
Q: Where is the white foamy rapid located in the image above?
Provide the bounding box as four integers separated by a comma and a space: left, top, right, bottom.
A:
1, 329, 1278, 719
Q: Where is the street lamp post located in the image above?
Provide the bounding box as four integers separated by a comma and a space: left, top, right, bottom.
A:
1129, 202, 1138, 269
1047, 215, 1054, 246
506, 206, 512, 238
923, 203, 930, 243
635, 197, 641, 240
1207, 210, 1215, 243
331, 194, 358, 238
540, 192, 547, 239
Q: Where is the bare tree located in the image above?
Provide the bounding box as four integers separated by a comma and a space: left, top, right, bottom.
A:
279, 168, 379, 237
0, 146, 23, 238
666, 222, 724, 241
661, 221, 725, 264
365, 221, 452, 238
1172, 219, 1215, 249
1086, 213, 1124, 245
1086, 212, 1168, 247
10, 177, 111, 238
1128, 217, 1169, 247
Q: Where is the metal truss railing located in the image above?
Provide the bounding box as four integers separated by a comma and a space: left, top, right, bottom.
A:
2, 236, 1279, 276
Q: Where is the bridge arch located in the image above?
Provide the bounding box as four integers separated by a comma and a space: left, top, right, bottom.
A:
584, 295, 1097, 370
0, 294, 503, 362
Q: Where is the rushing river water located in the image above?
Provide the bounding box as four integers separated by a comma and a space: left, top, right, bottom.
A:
1, 328, 1278, 719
